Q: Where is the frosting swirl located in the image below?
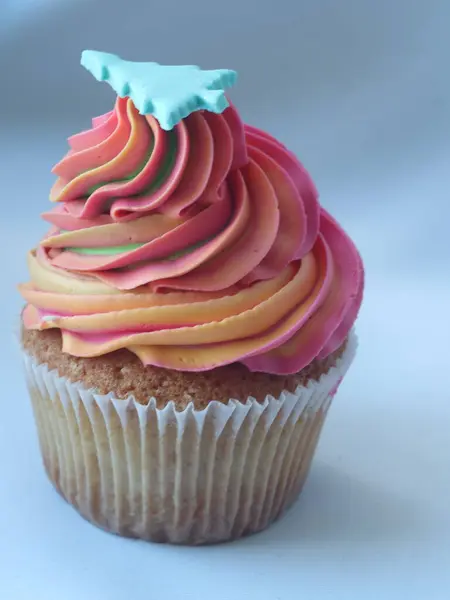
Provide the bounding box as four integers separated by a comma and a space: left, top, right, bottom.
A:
19, 97, 364, 373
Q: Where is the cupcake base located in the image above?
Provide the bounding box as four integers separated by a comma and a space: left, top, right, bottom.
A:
22, 331, 356, 545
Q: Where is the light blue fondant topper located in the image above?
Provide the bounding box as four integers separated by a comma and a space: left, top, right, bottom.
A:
81, 50, 237, 131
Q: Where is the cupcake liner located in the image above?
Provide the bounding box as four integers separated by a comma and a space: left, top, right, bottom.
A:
21, 330, 357, 545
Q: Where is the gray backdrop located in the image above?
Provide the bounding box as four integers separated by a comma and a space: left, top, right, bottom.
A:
2, 0, 449, 186
1, 1, 450, 599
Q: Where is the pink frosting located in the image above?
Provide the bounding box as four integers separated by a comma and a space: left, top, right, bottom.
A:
21, 96, 364, 373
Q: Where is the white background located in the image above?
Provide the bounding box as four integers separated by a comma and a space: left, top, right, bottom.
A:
1, 1, 450, 598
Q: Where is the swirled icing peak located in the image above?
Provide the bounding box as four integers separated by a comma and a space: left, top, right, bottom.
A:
81, 51, 237, 130
19, 52, 364, 374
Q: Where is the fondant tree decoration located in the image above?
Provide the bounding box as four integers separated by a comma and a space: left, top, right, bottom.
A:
81, 50, 237, 131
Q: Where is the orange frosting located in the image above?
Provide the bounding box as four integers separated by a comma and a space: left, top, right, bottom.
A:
19, 97, 364, 373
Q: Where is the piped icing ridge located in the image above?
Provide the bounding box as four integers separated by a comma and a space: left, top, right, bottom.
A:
20, 57, 364, 374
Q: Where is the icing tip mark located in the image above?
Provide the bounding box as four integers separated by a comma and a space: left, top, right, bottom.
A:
81, 50, 237, 131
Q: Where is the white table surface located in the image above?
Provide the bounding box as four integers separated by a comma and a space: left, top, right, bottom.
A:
1, 128, 449, 600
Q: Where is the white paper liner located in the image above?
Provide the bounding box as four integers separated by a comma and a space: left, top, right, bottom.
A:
21, 331, 357, 545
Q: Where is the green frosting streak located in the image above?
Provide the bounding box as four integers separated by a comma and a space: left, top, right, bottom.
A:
87, 145, 155, 195
144, 129, 177, 194
65, 236, 211, 259
84, 127, 177, 196
66, 242, 144, 255
65, 127, 203, 259
165, 238, 210, 261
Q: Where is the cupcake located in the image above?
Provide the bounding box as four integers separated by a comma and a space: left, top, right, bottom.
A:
18, 51, 364, 545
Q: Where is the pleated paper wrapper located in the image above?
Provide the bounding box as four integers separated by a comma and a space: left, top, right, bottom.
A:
21, 331, 357, 545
